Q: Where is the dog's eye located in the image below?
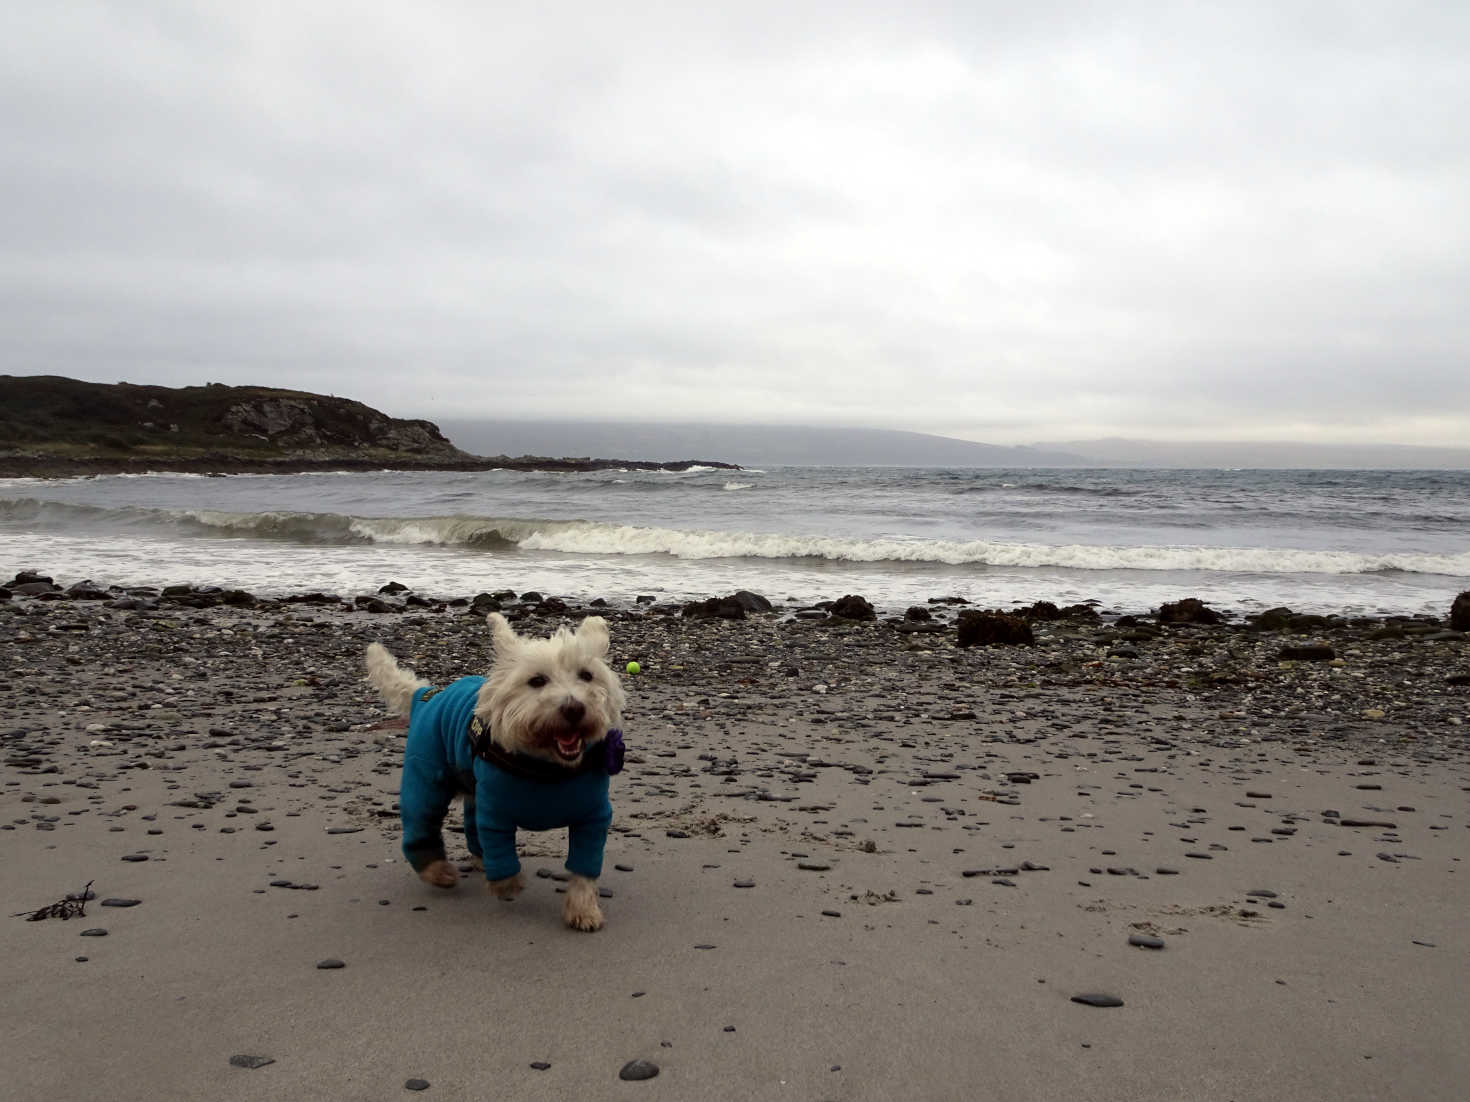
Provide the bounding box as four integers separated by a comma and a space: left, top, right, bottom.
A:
578, 669, 594, 682
527, 674, 548, 689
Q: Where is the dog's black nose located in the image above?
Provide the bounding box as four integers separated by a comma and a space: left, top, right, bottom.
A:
560, 700, 586, 725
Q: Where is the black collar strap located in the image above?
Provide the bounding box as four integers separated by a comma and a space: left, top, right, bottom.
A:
469, 714, 608, 781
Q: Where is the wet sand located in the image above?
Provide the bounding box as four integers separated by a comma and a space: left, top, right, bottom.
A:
3, 587, 1468, 1100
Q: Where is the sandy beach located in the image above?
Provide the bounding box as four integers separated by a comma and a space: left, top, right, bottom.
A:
3, 582, 1468, 1100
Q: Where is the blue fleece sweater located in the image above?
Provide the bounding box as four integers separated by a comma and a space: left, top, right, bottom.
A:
399, 676, 613, 881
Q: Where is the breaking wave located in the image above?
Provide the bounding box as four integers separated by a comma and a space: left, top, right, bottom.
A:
3, 496, 1466, 578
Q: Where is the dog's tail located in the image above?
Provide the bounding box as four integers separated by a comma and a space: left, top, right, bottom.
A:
365, 642, 431, 717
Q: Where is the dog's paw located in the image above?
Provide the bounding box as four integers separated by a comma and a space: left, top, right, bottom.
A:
563, 876, 605, 932
564, 901, 605, 932
418, 860, 459, 889
487, 871, 525, 900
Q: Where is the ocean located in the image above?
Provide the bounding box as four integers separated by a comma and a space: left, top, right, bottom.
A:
1, 466, 1467, 618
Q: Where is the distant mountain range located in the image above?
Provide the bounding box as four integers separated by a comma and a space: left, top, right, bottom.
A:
6, 374, 1465, 473
436, 420, 1470, 469
1035, 437, 1470, 470
436, 420, 1090, 468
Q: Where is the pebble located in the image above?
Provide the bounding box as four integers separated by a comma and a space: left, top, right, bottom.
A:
101, 898, 141, 907
733, 879, 756, 888
619, 1060, 660, 1081
1128, 934, 1164, 949
80, 928, 108, 937
316, 958, 346, 969
229, 1054, 275, 1069
404, 1077, 430, 1090
1071, 993, 1125, 1008
530, 1061, 551, 1070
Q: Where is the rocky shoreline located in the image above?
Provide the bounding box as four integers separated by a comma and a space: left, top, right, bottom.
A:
0, 454, 742, 479
6, 569, 1468, 751
4, 569, 1468, 1099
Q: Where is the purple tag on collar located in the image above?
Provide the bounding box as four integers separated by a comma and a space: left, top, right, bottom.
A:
603, 729, 625, 775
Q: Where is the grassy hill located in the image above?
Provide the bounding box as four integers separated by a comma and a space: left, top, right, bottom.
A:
0, 376, 737, 476
0, 375, 463, 461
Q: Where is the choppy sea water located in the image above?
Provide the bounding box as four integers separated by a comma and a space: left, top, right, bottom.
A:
1, 466, 1467, 618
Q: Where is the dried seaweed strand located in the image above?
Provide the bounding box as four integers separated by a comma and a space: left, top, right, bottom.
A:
12, 879, 94, 921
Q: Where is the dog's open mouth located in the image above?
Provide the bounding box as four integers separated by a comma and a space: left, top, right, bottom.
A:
552, 734, 584, 761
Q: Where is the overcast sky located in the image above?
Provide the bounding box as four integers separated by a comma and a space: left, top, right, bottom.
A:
3, 2, 1466, 445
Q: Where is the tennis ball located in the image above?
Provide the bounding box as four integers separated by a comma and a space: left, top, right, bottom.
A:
625, 661, 641, 675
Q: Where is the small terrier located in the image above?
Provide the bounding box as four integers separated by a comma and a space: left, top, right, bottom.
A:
364, 613, 626, 931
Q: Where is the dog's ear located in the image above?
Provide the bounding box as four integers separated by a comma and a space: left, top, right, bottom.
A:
575, 615, 610, 657
487, 612, 521, 658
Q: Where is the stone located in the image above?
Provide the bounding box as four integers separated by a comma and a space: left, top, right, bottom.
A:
1019, 600, 1062, 620
619, 1059, 660, 1081
316, 958, 346, 969
404, 1077, 430, 1090
11, 581, 61, 597
956, 610, 1034, 647
1128, 934, 1164, 949
1278, 644, 1336, 662
729, 590, 773, 613
1451, 590, 1470, 632
229, 1054, 275, 1069
828, 594, 876, 621
1071, 993, 1125, 1008
1248, 607, 1295, 630
682, 596, 746, 620
1157, 598, 1221, 625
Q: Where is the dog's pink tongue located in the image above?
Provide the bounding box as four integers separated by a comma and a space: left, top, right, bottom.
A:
556, 735, 581, 758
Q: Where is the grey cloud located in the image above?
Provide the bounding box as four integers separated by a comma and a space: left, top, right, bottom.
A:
1, 1, 1467, 445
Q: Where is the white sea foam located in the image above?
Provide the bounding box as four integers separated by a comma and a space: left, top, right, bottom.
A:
6, 497, 1469, 577
5, 466, 1467, 619
517, 522, 1470, 577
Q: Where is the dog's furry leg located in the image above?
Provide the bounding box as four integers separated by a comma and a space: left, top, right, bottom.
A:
563, 875, 604, 931
487, 871, 525, 900
364, 642, 430, 716
418, 859, 459, 888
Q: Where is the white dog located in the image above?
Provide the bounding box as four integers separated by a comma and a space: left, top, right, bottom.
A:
365, 613, 626, 931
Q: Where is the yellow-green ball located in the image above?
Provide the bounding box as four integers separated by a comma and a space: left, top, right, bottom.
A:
625, 661, 641, 675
